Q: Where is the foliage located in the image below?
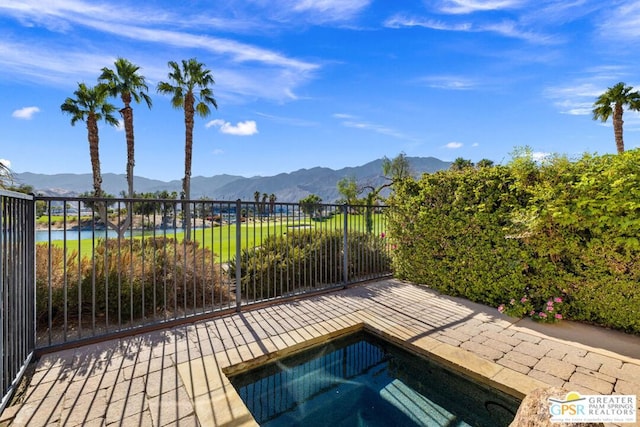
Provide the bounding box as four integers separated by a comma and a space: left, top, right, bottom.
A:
229, 229, 391, 300
387, 149, 640, 333
299, 194, 323, 217
36, 238, 227, 326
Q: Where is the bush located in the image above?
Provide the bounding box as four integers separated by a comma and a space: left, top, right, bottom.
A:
36, 237, 227, 326
230, 229, 391, 300
387, 149, 640, 333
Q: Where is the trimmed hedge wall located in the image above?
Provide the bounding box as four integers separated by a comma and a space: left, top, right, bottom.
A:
387, 149, 640, 333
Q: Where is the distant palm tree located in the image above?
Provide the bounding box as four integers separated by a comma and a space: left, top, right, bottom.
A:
61, 83, 118, 197
99, 58, 152, 198
269, 193, 277, 214
157, 58, 217, 240
593, 82, 640, 154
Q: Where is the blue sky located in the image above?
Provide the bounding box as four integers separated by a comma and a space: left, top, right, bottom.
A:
2, 0, 640, 181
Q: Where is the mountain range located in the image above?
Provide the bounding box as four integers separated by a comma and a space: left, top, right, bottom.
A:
14, 156, 451, 203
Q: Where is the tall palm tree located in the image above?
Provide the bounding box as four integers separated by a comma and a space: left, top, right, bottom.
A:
157, 58, 217, 240
0, 160, 12, 189
98, 58, 152, 198
592, 82, 640, 154
61, 83, 118, 197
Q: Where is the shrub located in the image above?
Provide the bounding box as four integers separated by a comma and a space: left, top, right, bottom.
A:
36, 237, 227, 327
387, 149, 640, 333
230, 229, 390, 300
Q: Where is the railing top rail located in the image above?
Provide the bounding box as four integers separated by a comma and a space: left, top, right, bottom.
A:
0, 189, 34, 201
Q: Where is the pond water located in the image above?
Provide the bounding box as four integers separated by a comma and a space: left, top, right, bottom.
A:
34, 227, 196, 242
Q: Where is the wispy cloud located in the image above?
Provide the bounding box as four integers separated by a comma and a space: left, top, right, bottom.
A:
383, 14, 554, 44
12, 106, 40, 119
445, 142, 463, 149
206, 119, 259, 136
418, 75, 477, 90
333, 113, 412, 140
0, 1, 320, 101
256, 112, 318, 127
544, 68, 638, 116
435, 0, 527, 14
597, 1, 640, 40
285, 0, 372, 23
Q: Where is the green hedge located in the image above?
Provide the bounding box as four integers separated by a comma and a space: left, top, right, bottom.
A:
387, 149, 640, 333
230, 229, 391, 300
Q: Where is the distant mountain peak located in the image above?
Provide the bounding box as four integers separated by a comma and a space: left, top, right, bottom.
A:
15, 156, 451, 202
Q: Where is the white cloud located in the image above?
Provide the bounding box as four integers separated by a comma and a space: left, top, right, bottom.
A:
288, 0, 371, 23
0, 158, 11, 168
12, 106, 40, 119
445, 142, 463, 149
436, 0, 526, 14
206, 119, 259, 136
598, 2, 640, 40
384, 14, 554, 44
419, 75, 476, 90
212, 149, 224, 155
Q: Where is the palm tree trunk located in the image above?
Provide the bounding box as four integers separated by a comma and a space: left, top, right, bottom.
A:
122, 105, 135, 198
613, 103, 625, 153
87, 114, 102, 197
183, 93, 195, 241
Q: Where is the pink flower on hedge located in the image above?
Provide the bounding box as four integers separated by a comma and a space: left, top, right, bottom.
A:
380, 232, 386, 238
510, 299, 516, 305
520, 297, 528, 303
555, 314, 563, 320
539, 312, 547, 318
530, 310, 535, 316
554, 297, 563, 303
547, 300, 554, 306
498, 305, 505, 313
547, 306, 554, 312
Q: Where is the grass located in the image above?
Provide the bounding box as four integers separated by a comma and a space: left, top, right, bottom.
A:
38, 212, 387, 263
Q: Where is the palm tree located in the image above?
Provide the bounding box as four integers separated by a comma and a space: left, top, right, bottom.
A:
99, 58, 152, 198
157, 58, 217, 240
0, 160, 12, 189
61, 83, 118, 197
592, 82, 640, 154
269, 193, 277, 214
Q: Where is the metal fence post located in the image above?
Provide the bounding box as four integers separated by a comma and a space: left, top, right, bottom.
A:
235, 199, 242, 311
343, 203, 348, 286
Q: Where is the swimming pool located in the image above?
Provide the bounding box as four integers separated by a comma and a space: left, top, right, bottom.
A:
229, 330, 520, 426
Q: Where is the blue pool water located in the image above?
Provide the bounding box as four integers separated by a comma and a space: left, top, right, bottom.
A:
229, 331, 520, 427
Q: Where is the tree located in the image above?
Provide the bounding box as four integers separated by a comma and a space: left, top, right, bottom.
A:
299, 194, 322, 218
450, 157, 474, 171
337, 176, 359, 205
0, 160, 12, 189
269, 193, 277, 214
157, 58, 217, 240
476, 158, 495, 168
593, 82, 640, 154
99, 58, 152, 198
61, 83, 118, 198
381, 152, 412, 182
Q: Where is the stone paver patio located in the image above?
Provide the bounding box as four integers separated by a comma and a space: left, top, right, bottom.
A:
2, 279, 640, 426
